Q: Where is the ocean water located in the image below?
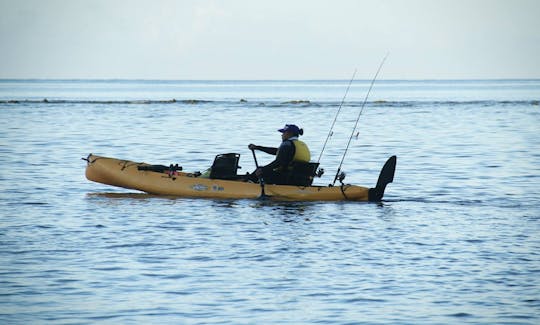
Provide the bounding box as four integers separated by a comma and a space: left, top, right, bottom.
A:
0, 79, 539, 324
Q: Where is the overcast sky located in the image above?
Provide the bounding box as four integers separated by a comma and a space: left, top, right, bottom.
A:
1, 0, 539, 79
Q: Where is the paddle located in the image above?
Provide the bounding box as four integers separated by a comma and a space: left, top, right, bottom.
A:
251, 149, 267, 198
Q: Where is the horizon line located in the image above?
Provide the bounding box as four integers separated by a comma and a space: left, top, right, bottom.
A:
1, 77, 540, 82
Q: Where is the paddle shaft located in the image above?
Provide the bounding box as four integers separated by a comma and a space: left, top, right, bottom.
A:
251, 149, 266, 197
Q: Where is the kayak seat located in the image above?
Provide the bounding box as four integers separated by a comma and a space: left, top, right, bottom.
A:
209, 153, 241, 180
287, 162, 319, 186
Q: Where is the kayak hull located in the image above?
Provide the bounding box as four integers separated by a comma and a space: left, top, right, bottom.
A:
85, 154, 393, 201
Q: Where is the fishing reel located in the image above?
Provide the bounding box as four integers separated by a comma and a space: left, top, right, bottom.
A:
337, 171, 346, 185
329, 171, 346, 187
316, 168, 325, 178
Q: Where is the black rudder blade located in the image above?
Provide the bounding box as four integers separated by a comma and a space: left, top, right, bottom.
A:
368, 155, 397, 202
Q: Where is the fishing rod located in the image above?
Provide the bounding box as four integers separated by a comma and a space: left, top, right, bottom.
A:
332, 53, 389, 186
317, 69, 357, 163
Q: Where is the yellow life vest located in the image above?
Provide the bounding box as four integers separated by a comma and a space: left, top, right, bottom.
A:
292, 139, 310, 163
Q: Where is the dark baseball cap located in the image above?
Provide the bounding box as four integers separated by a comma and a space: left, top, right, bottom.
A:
278, 124, 301, 135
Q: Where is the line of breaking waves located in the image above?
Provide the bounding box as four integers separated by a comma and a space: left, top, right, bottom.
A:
1, 98, 539, 108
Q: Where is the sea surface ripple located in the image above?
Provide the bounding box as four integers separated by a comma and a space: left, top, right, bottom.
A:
1, 79, 539, 324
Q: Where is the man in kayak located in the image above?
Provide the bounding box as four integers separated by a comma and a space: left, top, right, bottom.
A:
247, 124, 311, 185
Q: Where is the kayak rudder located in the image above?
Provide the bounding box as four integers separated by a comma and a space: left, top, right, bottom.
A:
368, 155, 397, 202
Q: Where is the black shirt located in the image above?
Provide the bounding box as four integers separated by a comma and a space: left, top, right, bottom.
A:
258, 140, 296, 173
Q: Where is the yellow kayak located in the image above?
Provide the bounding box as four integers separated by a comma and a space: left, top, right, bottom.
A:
84, 154, 396, 202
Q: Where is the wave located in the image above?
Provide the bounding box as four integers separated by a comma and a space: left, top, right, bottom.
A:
0, 98, 538, 107
0, 98, 213, 105
363, 100, 540, 107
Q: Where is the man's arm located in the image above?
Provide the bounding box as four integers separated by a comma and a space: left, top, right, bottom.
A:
249, 144, 278, 155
